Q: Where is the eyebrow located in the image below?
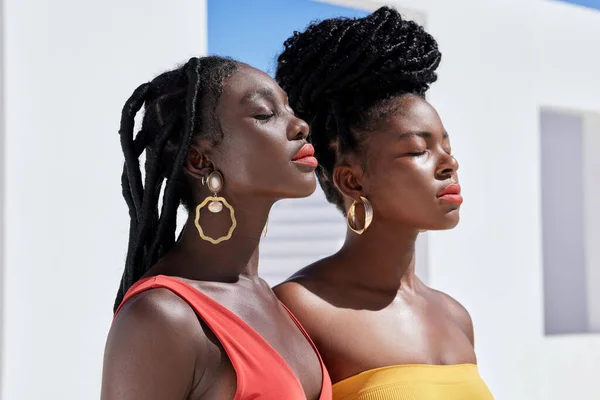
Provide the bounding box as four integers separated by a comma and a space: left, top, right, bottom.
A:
396, 131, 449, 140
240, 87, 276, 105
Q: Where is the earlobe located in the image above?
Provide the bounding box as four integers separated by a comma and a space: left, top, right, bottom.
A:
333, 165, 363, 202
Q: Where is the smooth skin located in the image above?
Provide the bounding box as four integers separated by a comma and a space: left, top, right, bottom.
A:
101, 65, 323, 400
275, 94, 476, 384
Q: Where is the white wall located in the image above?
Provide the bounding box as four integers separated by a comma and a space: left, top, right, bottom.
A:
539, 334, 600, 400
535, 2, 600, 399
1, 0, 207, 398
2, 0, 600, 399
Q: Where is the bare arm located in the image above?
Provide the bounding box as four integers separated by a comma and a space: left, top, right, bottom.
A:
101, 289, 206, 400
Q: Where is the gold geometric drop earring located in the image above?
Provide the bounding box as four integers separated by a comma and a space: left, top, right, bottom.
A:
194, 170, 237, 244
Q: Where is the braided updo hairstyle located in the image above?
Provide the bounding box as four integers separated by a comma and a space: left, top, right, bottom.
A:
114, 56, 239, 312
276, 6, 441, 213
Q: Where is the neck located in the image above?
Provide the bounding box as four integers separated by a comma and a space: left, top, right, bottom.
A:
336, 220, 420, 293
161, 195, 272, 282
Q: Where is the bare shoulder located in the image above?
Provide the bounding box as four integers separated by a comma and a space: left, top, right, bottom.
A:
102, 288, 211, 400
431, 288, 475, 346
109, 288, 206, 343
274, 258, 332, 300
273, 275, 327, 319
273, 278, 324, 309
114, 286, 196, 320
273, 262, 333, 339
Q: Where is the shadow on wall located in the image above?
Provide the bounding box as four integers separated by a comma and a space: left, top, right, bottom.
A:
540, 108, 600, 335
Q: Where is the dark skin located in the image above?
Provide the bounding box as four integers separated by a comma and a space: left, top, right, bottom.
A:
101, 65, 324, 400
275, 94, 476, 384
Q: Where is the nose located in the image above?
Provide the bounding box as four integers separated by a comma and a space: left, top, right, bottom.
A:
288, 114, 310, 141
435, 151, 459, 180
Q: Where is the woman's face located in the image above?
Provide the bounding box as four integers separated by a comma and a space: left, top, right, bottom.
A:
342, 94, 460, 231
193, 64, 317, 202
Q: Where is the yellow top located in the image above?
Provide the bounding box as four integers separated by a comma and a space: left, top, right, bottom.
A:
332, 364, 494, 400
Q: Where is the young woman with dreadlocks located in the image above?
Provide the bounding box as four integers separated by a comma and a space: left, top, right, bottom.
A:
273, 7, 493, 400
101, 56, 332, 400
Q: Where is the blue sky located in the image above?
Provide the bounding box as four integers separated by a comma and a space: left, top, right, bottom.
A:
208, 0, 368, 76
208, 0, 600, 74
555, 0, 600, 11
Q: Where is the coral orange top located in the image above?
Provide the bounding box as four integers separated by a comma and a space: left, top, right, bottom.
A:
116, 275, 332, 400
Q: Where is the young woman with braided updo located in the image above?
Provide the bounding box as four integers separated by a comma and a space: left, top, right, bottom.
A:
100, 56, 332, 400
274, 7, 493, 400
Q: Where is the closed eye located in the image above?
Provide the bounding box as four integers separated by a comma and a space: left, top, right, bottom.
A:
254, 113, 275, 121
407, 151, 428, 157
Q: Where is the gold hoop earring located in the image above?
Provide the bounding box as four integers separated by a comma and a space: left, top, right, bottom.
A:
194, 171, 237, 244
347, 196, 373, 235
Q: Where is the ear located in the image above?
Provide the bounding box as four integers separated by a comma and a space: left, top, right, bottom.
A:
184, 142, 214, 181
333, 163, 363, 202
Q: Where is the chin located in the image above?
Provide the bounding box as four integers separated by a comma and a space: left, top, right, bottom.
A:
441, 208, 460, 229
426, 208, 460, 230
277, 176, 317, 199
295, 177, 318, 198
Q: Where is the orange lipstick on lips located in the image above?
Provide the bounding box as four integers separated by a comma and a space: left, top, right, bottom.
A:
438, 183, 463, 205
292, 143, 318, 168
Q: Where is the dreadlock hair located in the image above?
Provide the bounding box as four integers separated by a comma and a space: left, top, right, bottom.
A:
114, 56, 239, 312
276, 6, 441, 214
